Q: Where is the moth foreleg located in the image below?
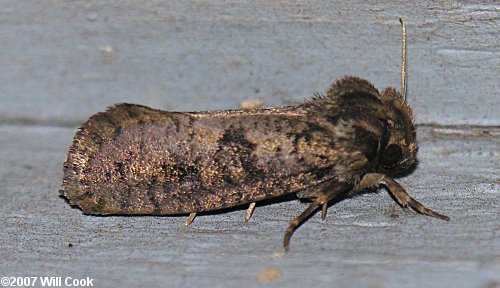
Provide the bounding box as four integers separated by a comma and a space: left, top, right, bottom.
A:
381, 176, 450, 221
353, 173, 385, 192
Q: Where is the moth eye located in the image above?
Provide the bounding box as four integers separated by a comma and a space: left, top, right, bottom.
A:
381, 144, 403, 167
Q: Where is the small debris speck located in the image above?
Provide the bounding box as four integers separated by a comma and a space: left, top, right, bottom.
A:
256, 266, 282, 283
240, 99, 263, 109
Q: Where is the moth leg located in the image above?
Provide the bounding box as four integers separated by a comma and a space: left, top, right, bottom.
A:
382, 176, 450, 221
321, 202, 328, 221
284, 200, 322, 252
184, 212, 197, 226
244, 202, 256, 222
353, 173, 385, 192
285, 182, 351, 251
296, 181, 344, 222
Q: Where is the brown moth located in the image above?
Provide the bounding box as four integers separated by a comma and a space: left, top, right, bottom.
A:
61, 18, 449, 250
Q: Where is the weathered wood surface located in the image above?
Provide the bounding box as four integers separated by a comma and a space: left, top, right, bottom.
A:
0, 1, 498, 287
0, 1, 498, 126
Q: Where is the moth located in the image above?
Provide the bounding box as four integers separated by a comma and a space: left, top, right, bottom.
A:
61, 18, 449, 250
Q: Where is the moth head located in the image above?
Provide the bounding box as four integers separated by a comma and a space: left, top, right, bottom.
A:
379, 87, 418, 173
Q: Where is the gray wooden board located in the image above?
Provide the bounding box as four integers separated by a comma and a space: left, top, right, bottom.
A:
0, 126, 498, 287
0, 1, 499, 127
1, 0, 499, 287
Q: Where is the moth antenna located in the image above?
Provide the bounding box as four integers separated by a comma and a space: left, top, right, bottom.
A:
399, 17, 407, 101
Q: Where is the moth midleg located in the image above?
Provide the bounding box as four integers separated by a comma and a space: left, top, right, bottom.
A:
317, 192, 332, 221
381, 176, 450, 221
284, 183, 348, 251
244, 202, 256, 222
321, 202, 328, 221
184, 212, 197, 226
284, 200, 321, 251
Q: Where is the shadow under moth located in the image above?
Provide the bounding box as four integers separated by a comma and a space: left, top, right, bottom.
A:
61, 18, 449, 250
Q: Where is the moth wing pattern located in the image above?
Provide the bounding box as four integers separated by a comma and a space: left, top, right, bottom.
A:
62, 86, 375, 216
